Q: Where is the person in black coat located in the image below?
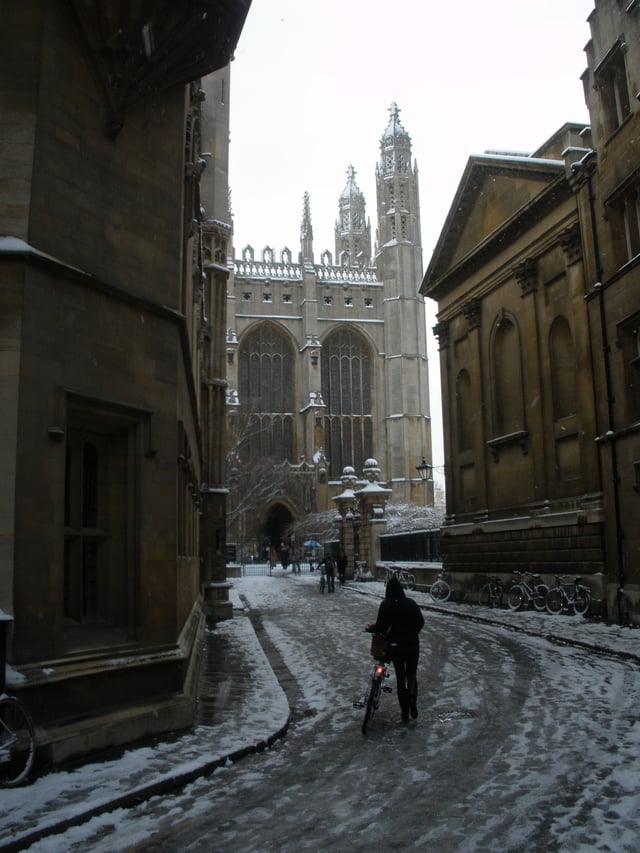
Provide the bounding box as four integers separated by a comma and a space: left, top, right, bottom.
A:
368, 575, 425, 721
336, 548, 348, 585
318, 553, 336, 593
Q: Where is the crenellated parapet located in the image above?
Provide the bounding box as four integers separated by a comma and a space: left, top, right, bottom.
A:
233, 254, 379, 285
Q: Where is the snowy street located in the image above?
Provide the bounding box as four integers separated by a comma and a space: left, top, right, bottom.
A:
18, 574, 640, 853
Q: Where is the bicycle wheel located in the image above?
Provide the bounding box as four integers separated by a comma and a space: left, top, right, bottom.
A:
573, 589, 591, 616
507, 585, 524, 611
362, 677, 380, 735
407, 573, 416, 590
546, 588, 564, 615
430, 580, 451, 602
533, 584, 549, 612
0, 697, 35, 787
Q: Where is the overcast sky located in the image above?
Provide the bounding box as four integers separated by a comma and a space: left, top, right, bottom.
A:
227, 0, 595, 472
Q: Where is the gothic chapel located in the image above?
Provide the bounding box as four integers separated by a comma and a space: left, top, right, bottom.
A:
226, 105, 433, 544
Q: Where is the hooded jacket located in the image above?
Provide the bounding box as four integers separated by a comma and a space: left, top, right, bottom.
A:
374, 576, 425, 646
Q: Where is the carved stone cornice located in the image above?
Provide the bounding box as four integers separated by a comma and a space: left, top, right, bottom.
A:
558, 222, 583, 266
433, 321, 450, 350
463, 298, 481, 331
68, 0, 251, 138
514, 258, 539, 297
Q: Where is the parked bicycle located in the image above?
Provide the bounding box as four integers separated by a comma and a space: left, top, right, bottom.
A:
546, 575, 591, 616
354, 631, 394, 735
507, 570, 549, 612
384, 564, 416, 590
0, 693, 35, 787
479, 575, 504, 608
428, 568, 452, 602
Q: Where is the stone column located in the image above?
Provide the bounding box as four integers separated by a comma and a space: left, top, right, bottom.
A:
332, 466, 358, 579
354, 459, 391, 577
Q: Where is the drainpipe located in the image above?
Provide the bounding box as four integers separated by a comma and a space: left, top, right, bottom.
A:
578, 151, 626, 621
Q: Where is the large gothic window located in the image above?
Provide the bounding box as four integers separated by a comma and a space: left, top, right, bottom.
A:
238, 323, 295, 460
321, 327, 373, 477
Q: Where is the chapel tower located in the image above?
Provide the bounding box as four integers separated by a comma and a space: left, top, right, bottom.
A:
375, 103, 431, 493
226, 103, 433, 550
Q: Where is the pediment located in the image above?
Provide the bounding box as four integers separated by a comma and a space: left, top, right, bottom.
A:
423, 154, 564, 294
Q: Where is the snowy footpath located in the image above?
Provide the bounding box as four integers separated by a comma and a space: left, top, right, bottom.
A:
1, 605, 289, 853
2, 576, 640, 852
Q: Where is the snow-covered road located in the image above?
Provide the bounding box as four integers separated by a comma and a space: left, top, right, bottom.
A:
21, 576, 640, 852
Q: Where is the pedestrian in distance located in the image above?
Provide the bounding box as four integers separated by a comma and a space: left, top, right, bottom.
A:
291, 548, 301, 575
279, 541, 291, 571
337, 548, 347, 585
318, 553, 336, 593
367, 575, 424, 721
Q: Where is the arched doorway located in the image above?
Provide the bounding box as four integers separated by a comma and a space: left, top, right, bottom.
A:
263, 502, 294, 557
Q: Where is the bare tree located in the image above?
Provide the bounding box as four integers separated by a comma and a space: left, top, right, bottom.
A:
226, 408, 312, 550
227, 456, 294, 523
384, 502, 444, 534
283, 511, 339, 546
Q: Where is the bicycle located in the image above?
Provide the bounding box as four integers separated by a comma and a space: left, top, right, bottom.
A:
507, 570, 549, 612
384, 564, 416, 590
479, 575, 504, 607
0, 694, 36, 787
354, 631, 394, 735
546, 575, 591, 616
428, 568, 452, 602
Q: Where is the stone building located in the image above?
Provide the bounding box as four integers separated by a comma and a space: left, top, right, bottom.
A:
224, 104, 433, 552
421, 124, 606, 605
421, 0, 640, 623
576, 0, 640, 622
0, 1, 250, 764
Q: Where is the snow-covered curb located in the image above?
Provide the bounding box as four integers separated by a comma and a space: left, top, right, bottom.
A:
1, 616, 289, 853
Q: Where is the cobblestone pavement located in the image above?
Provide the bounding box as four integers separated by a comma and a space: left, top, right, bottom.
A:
13, 574, 640, 853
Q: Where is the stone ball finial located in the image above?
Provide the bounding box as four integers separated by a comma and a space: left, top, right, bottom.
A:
363, 458, 381, 482
341, 465, 358, 489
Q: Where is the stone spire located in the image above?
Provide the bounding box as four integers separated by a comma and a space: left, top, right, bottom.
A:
300, 190, 314, 263
334, 165, 371, 268
378, 102, 412, 184
375, 102, 420, 248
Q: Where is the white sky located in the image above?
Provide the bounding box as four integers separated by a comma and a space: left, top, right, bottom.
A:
227, 0, 595, 472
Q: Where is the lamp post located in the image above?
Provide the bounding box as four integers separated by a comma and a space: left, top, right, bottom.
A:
416, 457, 431, 506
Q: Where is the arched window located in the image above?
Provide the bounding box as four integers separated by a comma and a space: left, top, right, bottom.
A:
493, 315, 525, 436
238, 324, 295, 460
321, 327, 373, 476
549, 316, 577, 420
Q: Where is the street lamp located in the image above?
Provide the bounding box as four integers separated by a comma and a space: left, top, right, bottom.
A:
416, 457, 431, 481
416, 457, 431, 506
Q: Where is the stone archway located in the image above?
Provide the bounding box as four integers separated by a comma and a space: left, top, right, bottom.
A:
263, 502, 294, 554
